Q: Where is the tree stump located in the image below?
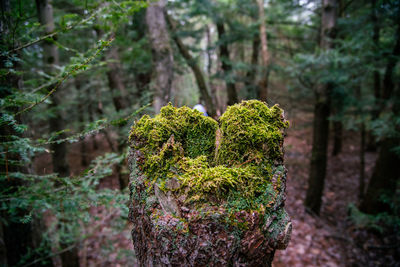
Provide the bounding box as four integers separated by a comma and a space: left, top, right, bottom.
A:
128, 100, 291, 266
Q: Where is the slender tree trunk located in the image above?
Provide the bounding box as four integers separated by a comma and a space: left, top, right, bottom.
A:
256, 0, 269, 102
205, 25, 220, 115
36, 1, 80, 266
106, 41, 128, 112
359, 122, 365, 201
244, 32, 260, 100
216, 20, 238, 105
332, 119, 342, 156
36, 0, 69, 177
360, 11, 400, 214
166, 14, 216, 118
305, 0, 337, 215
146, 0, 173, 113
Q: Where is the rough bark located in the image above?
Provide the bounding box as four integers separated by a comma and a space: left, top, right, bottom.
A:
305, 0, 337, 215
165, 14, 216, 118
146, 0, 173, 113
216, 20, 239, 106
128, 101, 291, 266
256, 0, 269, 102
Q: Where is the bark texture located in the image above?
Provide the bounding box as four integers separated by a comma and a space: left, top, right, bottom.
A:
146, 0, 174, 113
305, 0, 337, 215
128, 101, 291, 266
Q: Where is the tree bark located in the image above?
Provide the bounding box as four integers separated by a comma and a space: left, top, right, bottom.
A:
128, 101, 291, 266
256, 0, 269, 102
216, 20, 239, 106
165, 14, 216, 118
305, 0, 337, 215
146, 0, 174, 113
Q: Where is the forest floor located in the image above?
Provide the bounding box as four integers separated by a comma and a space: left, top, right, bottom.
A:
34, 110, 398, 267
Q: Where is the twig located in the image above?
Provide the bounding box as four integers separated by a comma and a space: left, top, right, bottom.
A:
8, 6, 104, 54
15, 36, 114, 116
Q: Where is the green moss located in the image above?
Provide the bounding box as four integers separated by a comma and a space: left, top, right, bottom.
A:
217, 100, 289, 166
129, 100, 289, 216
130, 103, 217, 160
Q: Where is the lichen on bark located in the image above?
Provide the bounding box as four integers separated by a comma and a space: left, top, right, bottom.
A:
128, 100, 291, 266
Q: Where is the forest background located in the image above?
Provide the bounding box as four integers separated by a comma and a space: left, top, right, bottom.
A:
1, 0, 399, 266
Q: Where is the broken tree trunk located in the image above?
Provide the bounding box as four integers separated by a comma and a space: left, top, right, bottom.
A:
128, 100, 291, 266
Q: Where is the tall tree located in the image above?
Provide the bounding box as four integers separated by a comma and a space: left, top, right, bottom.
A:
36, 1, 79, 266
256, 0, 269, 102
360, 7, 400, 214
305, 0, 338, 215
216, 19, 239, 105
146, 0, 173, 113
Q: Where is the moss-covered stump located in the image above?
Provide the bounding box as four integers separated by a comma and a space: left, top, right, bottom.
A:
128, 100, 292, 266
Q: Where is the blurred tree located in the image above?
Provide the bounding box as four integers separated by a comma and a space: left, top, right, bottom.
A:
305, 0, 338, 215
146, 0, 174, 113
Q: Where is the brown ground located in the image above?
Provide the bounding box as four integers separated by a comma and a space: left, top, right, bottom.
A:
34, 110, 399, 266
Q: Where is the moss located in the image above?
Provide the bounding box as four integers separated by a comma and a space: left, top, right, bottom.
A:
129, 100, 289, 216
129, 103, 218, 161
217, 100, 288, 167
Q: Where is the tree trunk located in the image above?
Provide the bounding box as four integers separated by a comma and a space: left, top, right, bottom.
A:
36, 0, 70, 178
206, 25, 220, 115
128, 101, 291, 266
360, 11, 400, 214
216, 20, 239, 106
165, 14, 216, 118
305, 88, 331, 214
244, 31, 260, 100
256, 0, 269, 102
36, 1, 80, 266
332, 119, 342, 156
360, 137, 400, 214
305, 0, 337, 215
146, 0, 173, 113
106, 41, 128, 112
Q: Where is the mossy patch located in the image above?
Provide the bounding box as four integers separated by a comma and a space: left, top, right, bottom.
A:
217, 100, 289, 167
129, 100, 288, 215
